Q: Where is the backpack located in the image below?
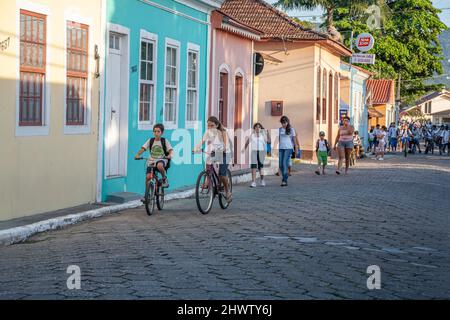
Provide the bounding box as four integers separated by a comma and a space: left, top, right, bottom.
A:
149, 137, 171, 169
316, 139, 330, 153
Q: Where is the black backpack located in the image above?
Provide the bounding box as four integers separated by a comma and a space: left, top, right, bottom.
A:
149, 137, 171, 169
316, 139, 330, 153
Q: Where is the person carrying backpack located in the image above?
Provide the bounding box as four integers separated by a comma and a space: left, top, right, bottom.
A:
135, 123, 174, 189
315, 131, 330, 175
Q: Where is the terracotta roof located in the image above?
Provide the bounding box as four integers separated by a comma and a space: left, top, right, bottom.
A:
366, 79, 395, 105
220, 0, 342, 44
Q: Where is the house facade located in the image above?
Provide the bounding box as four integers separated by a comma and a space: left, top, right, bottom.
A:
99, 0, 223, 202
209, 8, 262, 170
366, 79, 396, 128
0, 0, 104, 221
221, 0, 352, 160
402, 90, 450, 125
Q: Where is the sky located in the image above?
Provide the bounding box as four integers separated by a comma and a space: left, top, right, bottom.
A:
266, 0, 450, 27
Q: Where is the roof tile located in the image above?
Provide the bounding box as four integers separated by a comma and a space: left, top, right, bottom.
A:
367, 79, 396, 105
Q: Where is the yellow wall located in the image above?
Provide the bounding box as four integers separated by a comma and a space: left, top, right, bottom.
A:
0, 0, 103, 221
369, 104, 387, 127
253, 41, 343, 158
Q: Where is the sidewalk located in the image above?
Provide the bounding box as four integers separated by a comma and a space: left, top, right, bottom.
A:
0, 160, 279, 246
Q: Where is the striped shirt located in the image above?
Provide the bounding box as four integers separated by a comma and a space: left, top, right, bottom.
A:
339, 126, 353, 142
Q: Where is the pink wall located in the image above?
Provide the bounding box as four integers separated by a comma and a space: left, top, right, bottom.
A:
210, 26, 254, 170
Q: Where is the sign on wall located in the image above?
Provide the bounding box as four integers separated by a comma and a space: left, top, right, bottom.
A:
351, 53, 376, 65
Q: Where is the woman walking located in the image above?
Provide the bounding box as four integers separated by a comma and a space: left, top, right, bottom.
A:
274, 116, 299, 186
245, 123, 269, 187
334, 116, 354, 175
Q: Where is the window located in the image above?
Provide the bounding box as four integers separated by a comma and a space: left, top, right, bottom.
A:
428, 101, 432, 114
219, 72, 228, 127
316, 67, 321, 122
109, 33, 120, 50
66, 21, 88, 126
139, 38, 155, 124
334, 73, 339, 123
19, 10, 46, 126
186, 45, 199, 124
322, 69, 327, 122
328, 72, 333, 124
164, 41, 179, 126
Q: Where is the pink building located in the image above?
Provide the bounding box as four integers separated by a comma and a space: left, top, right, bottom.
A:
209, 9, 263, 171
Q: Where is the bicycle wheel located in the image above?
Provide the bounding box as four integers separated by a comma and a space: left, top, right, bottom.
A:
144, 181, 156, 216
156, 183, 165, 210
195, 170, 214, 214
219, 169, 232, 209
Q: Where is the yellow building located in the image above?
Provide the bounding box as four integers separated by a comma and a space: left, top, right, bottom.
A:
367, 79, 396, 128
0, 0, 105, 221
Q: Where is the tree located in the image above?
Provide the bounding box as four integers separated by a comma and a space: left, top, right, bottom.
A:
275, 0, 371, 32
333, 0, 448, 104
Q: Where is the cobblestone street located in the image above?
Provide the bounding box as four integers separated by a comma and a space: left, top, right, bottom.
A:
1, 153, 449, 299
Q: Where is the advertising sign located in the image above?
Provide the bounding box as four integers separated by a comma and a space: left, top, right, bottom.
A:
355, 33, 375, 52
351, 53, 376, 65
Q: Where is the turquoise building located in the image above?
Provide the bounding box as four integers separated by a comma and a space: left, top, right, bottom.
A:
340, 62, 372, 149
98, 0, 223, 201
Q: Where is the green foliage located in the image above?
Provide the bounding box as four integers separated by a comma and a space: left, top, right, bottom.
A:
333, 0, 448, 104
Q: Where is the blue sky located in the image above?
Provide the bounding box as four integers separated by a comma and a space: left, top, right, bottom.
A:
266, 0, 450, 27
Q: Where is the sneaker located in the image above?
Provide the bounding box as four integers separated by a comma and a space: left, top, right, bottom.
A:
260, 179, 266, 187
250, 182, 257, 188
162, 178, 169, 188
281, 181, 288, 187
379, 158, 384, 161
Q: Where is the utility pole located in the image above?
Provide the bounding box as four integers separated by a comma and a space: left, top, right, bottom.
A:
396, 73, 401, 126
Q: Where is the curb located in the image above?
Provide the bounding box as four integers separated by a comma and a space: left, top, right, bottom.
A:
0, 163, 278, 246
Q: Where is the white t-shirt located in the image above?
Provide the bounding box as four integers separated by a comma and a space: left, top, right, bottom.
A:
443, 130, 450, 144
206, 128, 232, 154
251, 131, 266, 151
142, 138, 173, 159
377, 131, 386, 143
279, 127, 296, 150
317, 139, 328, 152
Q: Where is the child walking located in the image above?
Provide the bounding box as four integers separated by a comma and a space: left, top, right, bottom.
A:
315, 131, 330, 175
245, 123, 269, 187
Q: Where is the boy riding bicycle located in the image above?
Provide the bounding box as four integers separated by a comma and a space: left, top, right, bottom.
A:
134, 123, 174, 189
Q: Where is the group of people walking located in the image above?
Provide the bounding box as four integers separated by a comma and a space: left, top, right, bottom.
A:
368, 121, 450, 157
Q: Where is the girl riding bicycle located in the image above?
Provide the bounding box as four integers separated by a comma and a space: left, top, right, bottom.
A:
193, 116, 232, 202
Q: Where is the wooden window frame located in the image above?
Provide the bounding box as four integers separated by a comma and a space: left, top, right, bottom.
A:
163, 38, 180, 129
186, 43, 200, 127
19, 9, 46, 127
139, 38, 156, 124
334, 73, 339, 123
316, 67, 321, 123
219, 71, 228, 127
322, 69, 327, 122
66, 21, 89, 126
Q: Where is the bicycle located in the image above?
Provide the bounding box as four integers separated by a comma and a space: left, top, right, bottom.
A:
402, 137, 410, 158
135, 157, 166, 215
193, 150, 232, 215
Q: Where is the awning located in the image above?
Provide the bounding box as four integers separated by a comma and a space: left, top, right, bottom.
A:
368, 107, 383, 117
